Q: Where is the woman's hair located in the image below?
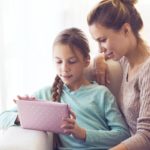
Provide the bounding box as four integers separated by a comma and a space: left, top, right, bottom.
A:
51, 27, 90, 102
87, 0, 143, 37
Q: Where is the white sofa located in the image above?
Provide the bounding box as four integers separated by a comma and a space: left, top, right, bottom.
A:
0, 60, 122, 150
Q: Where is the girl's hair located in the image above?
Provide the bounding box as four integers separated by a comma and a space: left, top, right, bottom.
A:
51, 27, 90, 102
87, 0, 143, 37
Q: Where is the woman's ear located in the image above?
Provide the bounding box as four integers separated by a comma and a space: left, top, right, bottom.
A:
121, 23, 131, 36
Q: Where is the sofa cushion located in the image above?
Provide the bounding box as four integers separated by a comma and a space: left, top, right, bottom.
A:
0, 126, 53, 150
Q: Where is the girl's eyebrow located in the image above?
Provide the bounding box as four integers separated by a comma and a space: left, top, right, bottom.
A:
54, 57, 61, 59
54, 56, 77, 60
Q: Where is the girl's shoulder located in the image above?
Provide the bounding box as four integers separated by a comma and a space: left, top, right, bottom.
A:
32, 85, 52, 100
91, 81, 113, 96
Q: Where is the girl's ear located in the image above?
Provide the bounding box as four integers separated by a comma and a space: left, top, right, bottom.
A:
85, 55, 90, 67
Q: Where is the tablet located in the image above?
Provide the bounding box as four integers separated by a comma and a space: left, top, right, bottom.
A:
16, 100, 69, 134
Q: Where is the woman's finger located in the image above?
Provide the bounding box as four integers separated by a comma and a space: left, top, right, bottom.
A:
105, 64, 110, 85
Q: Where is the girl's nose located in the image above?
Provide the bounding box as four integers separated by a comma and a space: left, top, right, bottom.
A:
62, 63, 70, 72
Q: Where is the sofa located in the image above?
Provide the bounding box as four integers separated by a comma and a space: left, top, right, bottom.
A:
0, 60, 122, 150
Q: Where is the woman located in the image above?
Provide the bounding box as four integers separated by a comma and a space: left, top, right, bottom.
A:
87, 0, 150, 150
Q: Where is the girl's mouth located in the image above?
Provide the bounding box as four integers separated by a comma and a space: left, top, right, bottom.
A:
60, 75, 72, 79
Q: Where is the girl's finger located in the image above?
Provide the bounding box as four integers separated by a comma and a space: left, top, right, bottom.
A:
62, 117, 75, 125
13, 99, 17, 103
61, 123, 74, 129
68, 108, 76, 119
17, 95, 36, 101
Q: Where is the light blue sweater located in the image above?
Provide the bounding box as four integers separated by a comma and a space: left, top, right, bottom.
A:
0, 82, 130, 149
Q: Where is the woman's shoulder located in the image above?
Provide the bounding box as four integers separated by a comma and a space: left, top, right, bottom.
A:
138, 57, 150, 80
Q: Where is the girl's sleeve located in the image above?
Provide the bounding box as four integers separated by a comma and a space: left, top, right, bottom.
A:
84, 88, 130, 149
0, 107, 18, 129
122, 61, 150, 150
0, 86, 52, 129
32, 86, 52, 101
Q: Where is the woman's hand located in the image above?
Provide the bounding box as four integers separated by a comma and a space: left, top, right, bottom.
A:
93, 53, 110, 85
61, 108, 86, 141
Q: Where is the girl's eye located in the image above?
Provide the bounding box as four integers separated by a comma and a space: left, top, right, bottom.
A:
68, 58, 77, 64
55, 60, 62, 64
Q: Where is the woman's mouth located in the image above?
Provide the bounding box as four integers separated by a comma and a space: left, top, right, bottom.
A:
105, 51, 114, 58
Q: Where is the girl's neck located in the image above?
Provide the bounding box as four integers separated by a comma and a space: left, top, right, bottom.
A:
68, 78, 90, 91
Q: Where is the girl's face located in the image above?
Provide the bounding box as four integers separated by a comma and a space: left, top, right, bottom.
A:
53, 44, 89, 90
89, 23, 130, 60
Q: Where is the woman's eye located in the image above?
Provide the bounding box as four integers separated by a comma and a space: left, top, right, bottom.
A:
100, 39, 106, 43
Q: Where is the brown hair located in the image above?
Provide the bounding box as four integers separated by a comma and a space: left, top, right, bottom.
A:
87, 0, 143, 37
51, 28, 90, 102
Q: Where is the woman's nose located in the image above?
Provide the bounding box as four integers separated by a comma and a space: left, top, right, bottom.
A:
99, 45, 107, 53
98, 42, 106, 52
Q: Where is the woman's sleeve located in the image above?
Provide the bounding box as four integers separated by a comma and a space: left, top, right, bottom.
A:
122, 61, 150, 150
84, 88, 130, 149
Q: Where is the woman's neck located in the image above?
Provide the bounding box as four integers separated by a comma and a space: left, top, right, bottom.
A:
127, 44, 150, 69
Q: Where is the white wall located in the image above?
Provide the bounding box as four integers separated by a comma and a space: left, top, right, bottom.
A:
0, 0, 98, 111
0, 0, 150, 111
136, 1, 150, 44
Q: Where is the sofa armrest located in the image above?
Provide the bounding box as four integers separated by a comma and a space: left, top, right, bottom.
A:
0, 126, 53, 150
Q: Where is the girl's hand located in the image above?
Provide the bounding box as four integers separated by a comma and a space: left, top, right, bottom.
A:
61, 108, 86, 141
15, 115, 20, 125
13, 95, 36, 103
13, 95, 36, 125
94, 52, 110, 85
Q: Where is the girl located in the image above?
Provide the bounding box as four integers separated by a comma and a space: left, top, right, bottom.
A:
87, 0, 150, 150
0, 28, 130, 149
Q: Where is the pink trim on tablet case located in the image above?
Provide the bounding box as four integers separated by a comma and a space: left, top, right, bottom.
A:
16, 100, 69, 134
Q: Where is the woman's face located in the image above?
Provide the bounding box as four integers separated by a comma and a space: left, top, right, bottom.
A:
89, 23, 130, 60
53, 44, 89, 90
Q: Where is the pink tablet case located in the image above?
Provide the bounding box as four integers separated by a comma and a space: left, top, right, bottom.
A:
16, 100, 69, 134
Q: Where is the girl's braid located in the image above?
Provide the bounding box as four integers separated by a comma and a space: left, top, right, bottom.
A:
52, 75, 63, 102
